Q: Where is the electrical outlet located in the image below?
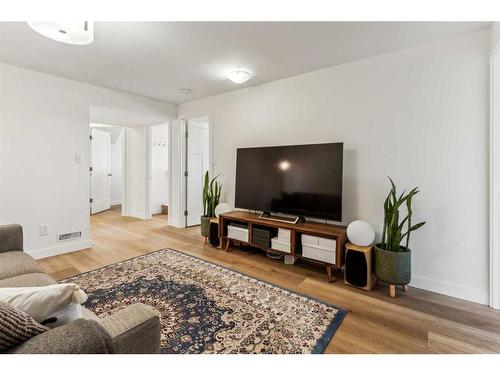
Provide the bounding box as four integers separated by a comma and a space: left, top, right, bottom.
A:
39, 224, 48, 236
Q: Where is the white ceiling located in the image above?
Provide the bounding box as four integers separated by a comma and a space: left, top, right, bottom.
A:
0, 22, 490, 104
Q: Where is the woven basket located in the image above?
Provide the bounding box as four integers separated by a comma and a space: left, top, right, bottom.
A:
374, 245, 411, 285
200, 216, 213, 237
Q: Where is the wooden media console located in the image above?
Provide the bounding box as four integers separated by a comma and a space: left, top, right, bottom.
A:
218, 211, 347, 281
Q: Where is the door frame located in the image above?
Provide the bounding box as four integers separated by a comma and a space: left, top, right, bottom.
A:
490, 40, 500, 310
89, 124, 151, 220
176, 111, 213, 228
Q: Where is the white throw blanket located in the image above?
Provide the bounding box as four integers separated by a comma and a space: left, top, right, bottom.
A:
0, 283, 88, 325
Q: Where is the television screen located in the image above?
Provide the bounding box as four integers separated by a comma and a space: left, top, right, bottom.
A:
235, 143, 343, 221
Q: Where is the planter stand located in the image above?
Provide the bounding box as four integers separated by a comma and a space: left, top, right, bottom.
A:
388, 284, 408, 298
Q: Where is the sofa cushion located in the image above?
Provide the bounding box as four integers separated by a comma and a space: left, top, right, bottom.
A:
0, 224, 23, 253
82, 307, 99, 321
0, 251, 43, 280
0, 301, 49, 352
9, 319, 115, 354
0, 273, 55, 288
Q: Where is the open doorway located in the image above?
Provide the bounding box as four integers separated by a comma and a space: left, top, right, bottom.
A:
150, 123, 169, 218
89, 122, 170, 222
89, 124, 124, 215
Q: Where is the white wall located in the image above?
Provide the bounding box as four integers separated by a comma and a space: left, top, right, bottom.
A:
124, 126, 150, 219
178, 30, 491, 304
151, 123, 169, 214
0, 62, 176, 259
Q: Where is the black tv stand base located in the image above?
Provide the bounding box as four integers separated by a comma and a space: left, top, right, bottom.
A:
258, 212, 305, 224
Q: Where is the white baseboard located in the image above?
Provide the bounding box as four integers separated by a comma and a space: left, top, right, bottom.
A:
28, 239, 92, 260
110, 200, 122, 206
151, 207, 162, 215
124, 210, 149, 220
410, 275, 489, 305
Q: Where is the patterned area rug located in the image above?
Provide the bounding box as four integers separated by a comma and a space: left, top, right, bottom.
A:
65, 249, 347, 354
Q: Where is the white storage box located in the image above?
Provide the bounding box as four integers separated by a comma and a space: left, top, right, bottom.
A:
278, 228, 291, 240
271, 238, 291, 254
301, 234, 336, 251
318, 237, 336, 251
301, 234, 318, 246
302, 245, 336, 265
227, 225, 249, 243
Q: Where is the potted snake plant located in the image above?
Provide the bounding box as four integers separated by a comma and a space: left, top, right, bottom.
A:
374, 178, 425, 294
200, 171, 222, 237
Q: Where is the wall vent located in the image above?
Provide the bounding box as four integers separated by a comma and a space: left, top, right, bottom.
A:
57, 231, 82, 242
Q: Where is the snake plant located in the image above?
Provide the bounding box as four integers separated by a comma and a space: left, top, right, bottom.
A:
202, 171, 222, 218
380, 177, 425, 252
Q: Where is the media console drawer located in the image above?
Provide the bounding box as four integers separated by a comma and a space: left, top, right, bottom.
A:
301, 234, 336, 251
302, 245, 336, 265
271, 238, 291, 253
227, 225, 249, 243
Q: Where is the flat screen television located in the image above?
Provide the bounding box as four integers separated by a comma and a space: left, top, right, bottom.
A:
235, 143, 343, 221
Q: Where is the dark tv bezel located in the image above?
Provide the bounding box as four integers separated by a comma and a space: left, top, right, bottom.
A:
235, 142, 343, 222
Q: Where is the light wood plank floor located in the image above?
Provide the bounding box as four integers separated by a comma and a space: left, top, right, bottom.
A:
38, 206, 500, 353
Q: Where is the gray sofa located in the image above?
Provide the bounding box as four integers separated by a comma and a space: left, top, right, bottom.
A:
0, 224, 162, 354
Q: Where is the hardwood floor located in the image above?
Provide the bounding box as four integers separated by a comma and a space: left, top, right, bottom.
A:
37, 206, 500, 353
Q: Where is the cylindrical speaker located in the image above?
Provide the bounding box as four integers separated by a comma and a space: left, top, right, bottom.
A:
344, 242, 373, 291
209, 220, 220, 247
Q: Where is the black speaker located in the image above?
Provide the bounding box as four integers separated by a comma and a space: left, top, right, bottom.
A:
344, 242, 373, 291
209, 221, 220, 247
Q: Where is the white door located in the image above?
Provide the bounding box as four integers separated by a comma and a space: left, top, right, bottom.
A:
90, 128, 111, 214
186, 120, 209, 226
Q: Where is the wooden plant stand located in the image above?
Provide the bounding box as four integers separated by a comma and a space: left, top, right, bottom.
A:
389, 284, 408, 298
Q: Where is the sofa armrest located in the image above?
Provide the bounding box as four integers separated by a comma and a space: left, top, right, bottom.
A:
10, 319, 115, 354
100, 303, 161, 354
0, 224, 23, 253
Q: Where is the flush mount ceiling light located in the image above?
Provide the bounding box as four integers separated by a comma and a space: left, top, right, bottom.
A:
27, 21, 94, 45
179, 88, 193, 95
227, 70, 251, 84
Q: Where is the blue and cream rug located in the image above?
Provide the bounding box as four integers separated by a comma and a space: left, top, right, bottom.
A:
66, 249, 347, 354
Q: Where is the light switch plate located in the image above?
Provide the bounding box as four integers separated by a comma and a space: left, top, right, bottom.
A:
74, 154, 82, 164
39, 224, 48, 236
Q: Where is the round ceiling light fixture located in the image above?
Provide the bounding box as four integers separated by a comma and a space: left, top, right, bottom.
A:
227, 70, 251, 84
27, 21, 94, 45
179, 88, 193, 95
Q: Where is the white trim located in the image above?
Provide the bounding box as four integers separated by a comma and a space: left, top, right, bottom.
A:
121, 126, 127, 217
490, 32, 500, 310
167, 121, 174, 226
150, 207, 163, 215
110, 200, 122, 206
411, 275, 489, 305
28, 239, 92, 260
126, 210, 150, 220
145, 125, 152, 220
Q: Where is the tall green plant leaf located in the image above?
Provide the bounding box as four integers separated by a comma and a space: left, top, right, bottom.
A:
381, 178, 425, 252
